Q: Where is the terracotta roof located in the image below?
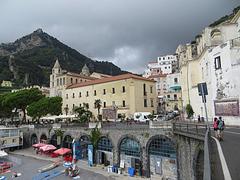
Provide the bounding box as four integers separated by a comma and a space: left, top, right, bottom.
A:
148, 74, 167, 79
67, 73, 155, 89
66, 72, 97, 80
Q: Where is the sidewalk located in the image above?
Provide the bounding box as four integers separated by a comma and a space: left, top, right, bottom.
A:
10, 148, 155, 180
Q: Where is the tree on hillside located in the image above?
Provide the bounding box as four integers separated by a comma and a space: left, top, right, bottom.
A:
27, 96, 62, 123
3, 88, 43, 123
94, 99, 102, 120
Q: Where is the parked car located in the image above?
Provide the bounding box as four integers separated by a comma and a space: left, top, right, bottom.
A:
134, 112, 151, 122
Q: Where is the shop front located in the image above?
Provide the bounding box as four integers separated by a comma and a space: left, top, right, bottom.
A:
96, 136, 113, 166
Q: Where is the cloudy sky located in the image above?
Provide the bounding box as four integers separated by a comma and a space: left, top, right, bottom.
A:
0, 0, 239, 73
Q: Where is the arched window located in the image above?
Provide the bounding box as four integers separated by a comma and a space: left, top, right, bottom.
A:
120, 137, 140, 157
97, 137, 113, 152
148, 136, 176, 158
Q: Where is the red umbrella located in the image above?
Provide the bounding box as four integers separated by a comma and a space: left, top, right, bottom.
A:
40, 144, 56, 152
32, 143, 46, 148
53, 148, 71, 156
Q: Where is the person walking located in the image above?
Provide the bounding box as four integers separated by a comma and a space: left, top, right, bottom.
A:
217, 116, 225, 141
213, 117, 218, 138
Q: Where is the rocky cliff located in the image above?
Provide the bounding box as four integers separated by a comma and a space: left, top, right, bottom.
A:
0, 29, 125, 87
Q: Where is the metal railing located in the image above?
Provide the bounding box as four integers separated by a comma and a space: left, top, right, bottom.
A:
203, 127, 211, 180
172, 121, 208, 140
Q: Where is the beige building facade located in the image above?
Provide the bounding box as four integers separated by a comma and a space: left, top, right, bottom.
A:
62, 74, 157, 120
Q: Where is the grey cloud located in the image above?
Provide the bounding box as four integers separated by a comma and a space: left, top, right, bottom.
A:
0, 0, 239, 73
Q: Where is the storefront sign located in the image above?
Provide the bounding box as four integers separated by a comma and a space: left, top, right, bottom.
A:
88, 144, 93, 166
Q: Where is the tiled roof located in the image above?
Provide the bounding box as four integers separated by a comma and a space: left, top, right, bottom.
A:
66, 72, 97, 80
67, 73, 155, 89
148, 74, 167, 78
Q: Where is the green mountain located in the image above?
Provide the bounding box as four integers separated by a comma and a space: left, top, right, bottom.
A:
0, 29, 125, 87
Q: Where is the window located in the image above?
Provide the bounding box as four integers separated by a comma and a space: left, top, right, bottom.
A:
75, 79, 78, 84
123, 100, 126, 107
174, 78, 178, 83
120, 138, 140, 157
151, 99, 154, 107
103, 89, 106, 95
79, 103, 82, 107
72, 93, 75, 98
60, 78, 62, 85
73, 104, 75, 109
112, 88, 115, 94
66, 94, 68, 99
79, 92, 81, 98
144, 99, 147, 107
97, 137, 113, 152
174, 94, 177, 100
57, 79, 59, 86
150, 86, 153, 93
71, 78, 73, 84
63, 78, 65, 85
86, 91, 89, 97
103, 102, 106, 108
143, 84, 147, 96
167, 95, 170, 99
94, 90, 96, 96
214, 56, 221, 70
122, 86, 125, 93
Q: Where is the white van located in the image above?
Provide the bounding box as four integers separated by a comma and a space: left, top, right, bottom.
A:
134, 112, 151, 122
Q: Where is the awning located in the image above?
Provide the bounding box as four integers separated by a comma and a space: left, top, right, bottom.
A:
169, 84, 181, 91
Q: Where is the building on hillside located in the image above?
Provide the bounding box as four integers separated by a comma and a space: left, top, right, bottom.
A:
164, 73, 182, 112
177, 8, 240, 124
62, 73, 157, 120
143, 54, 178, 78
1, 80, 13, 87
49, 59, 105, 97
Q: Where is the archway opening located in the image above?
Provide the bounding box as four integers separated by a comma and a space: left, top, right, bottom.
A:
31, 134, 38, 145
97, 136, 113, 166
50, 134, 59, 148
119, 137, 142, 174
63, 135, 73, 149
79, 135, 90, 160
195, 150, 204, 180
40, 134, 47, 143
148, 136, 177, 179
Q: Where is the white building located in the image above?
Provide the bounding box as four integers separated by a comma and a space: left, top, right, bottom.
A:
177, 7, 240, 124
143, 54, 178, 78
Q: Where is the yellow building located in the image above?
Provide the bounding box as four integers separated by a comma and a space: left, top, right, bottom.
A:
62, 73, 157, 120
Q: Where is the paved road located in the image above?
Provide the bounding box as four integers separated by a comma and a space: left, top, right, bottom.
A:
1, 155, 115, 180
218, 127, 240, 180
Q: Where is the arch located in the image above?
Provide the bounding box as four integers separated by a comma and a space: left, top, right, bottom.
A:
63, 135, 73, 149
97, 136, 113, 152
210, 29, 221, 37
146, 135, 177, 178
40, 134, 47, 143
193, 145, 204, 180
30, 133, 38, 145
79, 134, 91, 160
50, 134, 58, 147
147, 135, 176, 158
